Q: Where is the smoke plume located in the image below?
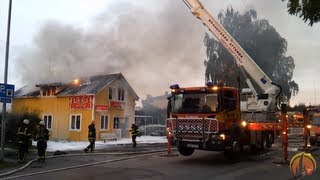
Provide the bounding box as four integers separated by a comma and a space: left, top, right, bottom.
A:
14, 0, 207, 100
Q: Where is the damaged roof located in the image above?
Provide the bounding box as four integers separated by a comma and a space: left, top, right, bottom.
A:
15, 73, 139, 100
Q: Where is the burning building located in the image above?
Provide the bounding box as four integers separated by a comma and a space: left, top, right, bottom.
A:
12, 73, 139, 141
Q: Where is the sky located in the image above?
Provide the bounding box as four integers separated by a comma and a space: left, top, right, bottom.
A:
0, 0, 319, 107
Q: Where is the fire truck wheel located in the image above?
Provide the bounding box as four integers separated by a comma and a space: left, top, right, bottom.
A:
259, 133, 271, 150
169, 137, 177, 146
178, 146, 195, 156
310, 139, 316, 146
266, 133, 273, 148
224, 141, 241, 159
258, 134, 267, 151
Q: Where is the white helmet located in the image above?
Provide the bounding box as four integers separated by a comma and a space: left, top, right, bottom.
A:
39, 120, 45, 126
23, 119, 29, 125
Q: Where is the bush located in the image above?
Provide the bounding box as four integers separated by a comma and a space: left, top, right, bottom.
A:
0, 112, 42, 145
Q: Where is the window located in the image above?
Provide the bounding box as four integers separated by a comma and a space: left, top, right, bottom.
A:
42, 87, 56, 96
109, 87, 113, 100
100, 115, 109, 130
223, 90, 236, 110
170, 93, 218, 114
113, 116, 119, 129
118, 88, 125, 101
70, 114, 81, 131
43, 115, 53, 130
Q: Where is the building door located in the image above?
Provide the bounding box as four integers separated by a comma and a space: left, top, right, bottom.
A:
118, 117, 128, 138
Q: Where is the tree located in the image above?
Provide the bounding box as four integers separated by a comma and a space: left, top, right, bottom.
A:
204, 8, 299, 105
282, 0, 320, 26
0, 111, 42, 145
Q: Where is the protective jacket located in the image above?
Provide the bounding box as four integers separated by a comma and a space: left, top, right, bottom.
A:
88, 123, 96, 140
131, 124, 140, 137
17, 124, 31, 144
36, 126, 49, 142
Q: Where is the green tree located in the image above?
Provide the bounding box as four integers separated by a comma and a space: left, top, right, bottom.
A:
282, 0, 320, 26
204, 8, 299, 105
0, 112, 42, 145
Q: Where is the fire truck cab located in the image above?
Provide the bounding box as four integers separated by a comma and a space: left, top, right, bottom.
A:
167, 83, 274, 156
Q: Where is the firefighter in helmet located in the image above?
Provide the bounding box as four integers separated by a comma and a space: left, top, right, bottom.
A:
84, 121, 96, 153
36, 120, 49, 162
17, 119, 32, 163
130, 122, 140, 147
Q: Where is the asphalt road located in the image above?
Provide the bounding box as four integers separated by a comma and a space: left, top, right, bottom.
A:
2, 144, 320, 180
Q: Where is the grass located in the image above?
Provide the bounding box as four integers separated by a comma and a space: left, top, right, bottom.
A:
0, 160, 17, 169
0, 143, 37, 171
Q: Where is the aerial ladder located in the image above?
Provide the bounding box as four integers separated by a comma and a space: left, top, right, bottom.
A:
183, 0, 281, 115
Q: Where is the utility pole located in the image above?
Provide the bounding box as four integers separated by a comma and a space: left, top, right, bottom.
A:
1, 0, 12, 161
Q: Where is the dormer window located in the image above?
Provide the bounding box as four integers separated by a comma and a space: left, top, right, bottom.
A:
42, 87, 56, 96
118, 87, 125, 101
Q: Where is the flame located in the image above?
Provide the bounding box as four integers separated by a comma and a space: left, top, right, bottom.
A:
73, 79, 80, 85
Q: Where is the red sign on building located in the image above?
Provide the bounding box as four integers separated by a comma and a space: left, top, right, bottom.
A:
95, 105, 108, 112
109, 101, 125, 109
69, 96, 93, 110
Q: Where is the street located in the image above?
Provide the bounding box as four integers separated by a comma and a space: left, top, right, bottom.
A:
2, 143, 319, 180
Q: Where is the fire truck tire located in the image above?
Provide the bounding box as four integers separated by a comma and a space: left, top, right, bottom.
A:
310, 139, 316, 146
266, 133, 273, 148
259, 133, 271, 150
169, 137, 177, 146
258, 134, 267, 151
177, 146, 195, 156
224, 141, 241, 159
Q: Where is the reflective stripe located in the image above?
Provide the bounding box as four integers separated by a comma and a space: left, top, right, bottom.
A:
17, 127, 31, 136
17, 127, 29, 135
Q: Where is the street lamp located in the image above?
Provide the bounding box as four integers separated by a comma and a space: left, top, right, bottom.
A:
0, 0, 13, 161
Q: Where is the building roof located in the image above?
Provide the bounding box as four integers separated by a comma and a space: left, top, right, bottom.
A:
15, 73, 139, 100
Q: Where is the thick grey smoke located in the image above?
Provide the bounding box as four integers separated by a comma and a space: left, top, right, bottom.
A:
14, 0, 207, 99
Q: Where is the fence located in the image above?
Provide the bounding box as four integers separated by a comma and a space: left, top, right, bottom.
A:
135, 115, 166, 136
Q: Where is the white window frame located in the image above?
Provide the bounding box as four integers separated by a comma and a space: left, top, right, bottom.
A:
70, 114, 82, 131
43, 114, 53, 130
109, 87, 116, 100
118, 87, 125, 101
113, 116, 119, 129
100, 115, 109, 130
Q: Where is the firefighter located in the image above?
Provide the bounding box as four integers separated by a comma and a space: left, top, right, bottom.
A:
36, 120, 49, 162
130, 122, 140, 147
84, 121, 96, 153
17, 119, 32, 163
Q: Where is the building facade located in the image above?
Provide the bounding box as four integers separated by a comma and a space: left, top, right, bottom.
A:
12, 73, 139, 141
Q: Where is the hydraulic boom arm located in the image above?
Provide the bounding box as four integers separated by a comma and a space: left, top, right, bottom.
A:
183, 0, 281, 112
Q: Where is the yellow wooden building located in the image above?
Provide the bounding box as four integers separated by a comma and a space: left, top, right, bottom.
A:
12, 73, 139, 141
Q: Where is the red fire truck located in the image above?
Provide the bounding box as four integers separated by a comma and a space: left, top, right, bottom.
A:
166, 0, 284, 157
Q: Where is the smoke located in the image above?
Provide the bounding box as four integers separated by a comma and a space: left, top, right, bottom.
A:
13, 0, 207, 99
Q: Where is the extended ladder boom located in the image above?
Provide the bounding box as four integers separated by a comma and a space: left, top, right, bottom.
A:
183, 0, 280, 112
